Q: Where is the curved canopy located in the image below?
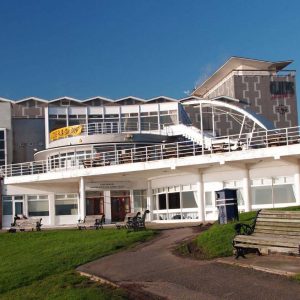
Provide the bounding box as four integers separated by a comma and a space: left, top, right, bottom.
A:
182, 98, 275, 135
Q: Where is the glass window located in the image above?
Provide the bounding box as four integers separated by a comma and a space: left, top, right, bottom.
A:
205, 192, 213, 207
3, 201, 12, 215
182, 191, 197, 208
168, 192, 180, 209
237, 189, 244, 206
158, 194, 167, 210
251, 186, 272, 205
273, 185, 296, 204
28, 200, 49, 216
133, 190, 147, 212
55, 194, 78, 215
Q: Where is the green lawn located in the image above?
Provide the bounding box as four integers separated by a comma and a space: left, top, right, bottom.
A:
0, 228, 154, 299
196, 206, 300, 259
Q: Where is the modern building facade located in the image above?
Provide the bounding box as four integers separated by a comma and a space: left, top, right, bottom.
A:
185, 57, 297, 136
0, 57, 299, 229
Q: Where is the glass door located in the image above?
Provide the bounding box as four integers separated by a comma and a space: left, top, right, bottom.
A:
86, 191, 104, 215
14, 202, 23, 215
110, 190, 131, 222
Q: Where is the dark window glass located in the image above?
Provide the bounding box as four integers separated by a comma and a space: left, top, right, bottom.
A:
158, 194, 167, 210
0, 141, 4, 149
0, 151, 4, 159
270, 81, 295, 96
0, 131, 4, 140
168, 192, 180, 209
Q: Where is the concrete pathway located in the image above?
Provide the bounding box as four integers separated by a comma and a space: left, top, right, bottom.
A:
77, 227, 300, 299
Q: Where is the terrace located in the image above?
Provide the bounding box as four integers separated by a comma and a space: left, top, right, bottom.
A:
1, 125, 300, 183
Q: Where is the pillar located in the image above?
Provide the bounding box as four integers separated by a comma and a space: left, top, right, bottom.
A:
294, 162, 300, 205
147, 180, 152, 221
243, 168, 251, 212
79, 177, 86, 221
197, 172, 205, 222
104, 191, 111, 223
49, 193, 56, 226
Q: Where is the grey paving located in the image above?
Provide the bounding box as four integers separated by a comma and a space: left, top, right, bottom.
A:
77, 227, 300, 299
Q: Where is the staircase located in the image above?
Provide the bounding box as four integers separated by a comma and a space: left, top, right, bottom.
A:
162, 124, 212, 147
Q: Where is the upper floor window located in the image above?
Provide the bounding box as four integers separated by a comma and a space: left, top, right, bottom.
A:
270, 81, 295, 98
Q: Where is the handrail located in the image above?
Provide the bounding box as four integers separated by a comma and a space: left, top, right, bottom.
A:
1, 125, 300, 178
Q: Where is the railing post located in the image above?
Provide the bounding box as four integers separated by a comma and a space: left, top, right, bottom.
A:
193, 141, 196, 156
286, 128, 288, 145
145, 147, 148, 162
228, 135, 230, 152
266, 131, 268, 148
176, 143, 179, 158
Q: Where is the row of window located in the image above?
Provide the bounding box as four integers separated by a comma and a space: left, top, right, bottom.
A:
2, 194, 78, 216
0, 129, 5, 166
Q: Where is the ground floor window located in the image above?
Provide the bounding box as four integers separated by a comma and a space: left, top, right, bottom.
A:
28, 195, 49, 216
133, 190, 147, 212
251, 176, 296, 206
152, 184, 198, 221
2, 196, 12, 215
55, 194, 78, 215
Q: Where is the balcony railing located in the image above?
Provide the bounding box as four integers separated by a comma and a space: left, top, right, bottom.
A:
1, 125, 300, 179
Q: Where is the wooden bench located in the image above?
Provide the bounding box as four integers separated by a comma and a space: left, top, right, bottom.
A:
9, 215, 42, 232
115, 212, 140, 229
233, 209, 300, 258
77, 214, 105, 230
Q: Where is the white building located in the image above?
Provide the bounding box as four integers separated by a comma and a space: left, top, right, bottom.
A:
0, 57, 299, 228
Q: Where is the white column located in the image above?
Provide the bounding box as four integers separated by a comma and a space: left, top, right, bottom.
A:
49, 193, 56, 226
294, 163, 300, 205
45, 106, 50, 149
104, 191, 111, 223
79, 177, 86, 221
147, 180, 152, 221
197, 172, 205, 222
243, 169, 251, 212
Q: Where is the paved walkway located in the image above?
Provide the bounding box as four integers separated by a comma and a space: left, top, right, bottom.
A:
77, 227, 300, 299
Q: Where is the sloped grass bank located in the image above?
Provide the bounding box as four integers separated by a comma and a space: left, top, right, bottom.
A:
195, 211, 256, 259
194, 207, 300, 260
0, 228, 154, 299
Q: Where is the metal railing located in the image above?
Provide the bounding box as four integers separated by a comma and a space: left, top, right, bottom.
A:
49, 121, 175, 142
1, 125, 300, 179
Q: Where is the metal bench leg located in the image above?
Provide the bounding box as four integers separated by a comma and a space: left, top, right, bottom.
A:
235, 247, 246, 259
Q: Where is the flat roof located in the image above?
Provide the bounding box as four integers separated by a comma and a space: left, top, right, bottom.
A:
192, 56, 293, 97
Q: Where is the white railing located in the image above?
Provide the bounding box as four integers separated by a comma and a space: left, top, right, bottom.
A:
49, 121, 175, 142
1, 125, 300, 178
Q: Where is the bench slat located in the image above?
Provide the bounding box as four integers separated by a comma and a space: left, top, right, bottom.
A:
257, 217, 300, 223
234, 243, 299, 255
260, 210, 300, 215
254, 229, 300, 237
255, 224, 300, 231
234, 235, 300, 247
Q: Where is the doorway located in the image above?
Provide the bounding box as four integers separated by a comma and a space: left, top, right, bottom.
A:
110, 190, 131, 222
86, 191, 104, 215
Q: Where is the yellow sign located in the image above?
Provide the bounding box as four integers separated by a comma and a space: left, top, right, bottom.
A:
50, 125, 83, 141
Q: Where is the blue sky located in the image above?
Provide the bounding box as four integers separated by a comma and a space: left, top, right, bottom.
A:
0, 0, 300, 100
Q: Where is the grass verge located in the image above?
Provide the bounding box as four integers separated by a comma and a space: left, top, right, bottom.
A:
192, 206, 300, 260
0, 228, 154, 299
